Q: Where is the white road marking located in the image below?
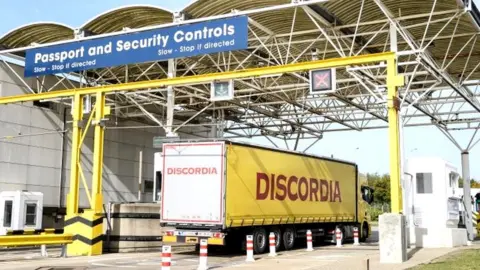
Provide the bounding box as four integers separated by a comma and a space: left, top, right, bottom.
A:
313, 254, 353, 258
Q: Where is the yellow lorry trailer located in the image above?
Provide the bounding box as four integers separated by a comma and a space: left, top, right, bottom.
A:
160, 140, 374, 253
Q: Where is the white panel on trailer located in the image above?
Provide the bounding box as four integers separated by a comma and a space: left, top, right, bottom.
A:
160, 142, 224, 225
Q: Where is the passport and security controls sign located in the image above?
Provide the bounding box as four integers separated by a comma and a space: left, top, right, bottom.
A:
24, 16, 249, 77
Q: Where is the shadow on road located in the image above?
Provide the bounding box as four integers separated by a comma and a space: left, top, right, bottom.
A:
407, 247, 422, 259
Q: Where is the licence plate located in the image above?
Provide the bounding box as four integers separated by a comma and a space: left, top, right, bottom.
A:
185, 237, 199, 244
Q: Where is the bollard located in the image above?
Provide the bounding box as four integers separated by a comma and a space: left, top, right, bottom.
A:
162, 245, 172, 270
353, 227, 360, 246
335, 228, 342, 247
306, 230, 314, 251
197, 239, 208, 270
268, 232, 277, 257
40, 244, 48, 257
246, 235, 255, 262
364, 258, 370, 270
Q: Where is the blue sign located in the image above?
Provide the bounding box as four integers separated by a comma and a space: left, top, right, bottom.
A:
24, 16, 249, 77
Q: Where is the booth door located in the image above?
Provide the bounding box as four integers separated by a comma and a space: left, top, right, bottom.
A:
0, 196, 14, 235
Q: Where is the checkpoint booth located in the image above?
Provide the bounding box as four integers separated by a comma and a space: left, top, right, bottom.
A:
405, 157, 467, 248
0, 191, 43, 236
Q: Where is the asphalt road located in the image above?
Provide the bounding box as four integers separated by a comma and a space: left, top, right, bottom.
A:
0, 227, 380, 270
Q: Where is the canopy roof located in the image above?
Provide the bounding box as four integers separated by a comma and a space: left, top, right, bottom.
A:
1, 0, 479, 140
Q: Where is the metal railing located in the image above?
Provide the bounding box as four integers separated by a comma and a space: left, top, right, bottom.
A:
0, 229, 72, 257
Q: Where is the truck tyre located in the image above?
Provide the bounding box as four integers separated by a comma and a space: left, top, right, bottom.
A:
282, 227, 295, 250
360, 222, 369, 242
252, 227, 268, 254
271, 227, 282, 251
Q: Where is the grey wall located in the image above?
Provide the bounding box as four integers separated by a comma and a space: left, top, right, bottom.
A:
0, 62, 162, 209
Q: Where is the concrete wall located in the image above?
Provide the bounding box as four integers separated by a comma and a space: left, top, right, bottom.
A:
0, 62, 163, 209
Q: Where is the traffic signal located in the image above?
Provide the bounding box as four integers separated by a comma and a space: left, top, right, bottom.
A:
309, 68, 336, 94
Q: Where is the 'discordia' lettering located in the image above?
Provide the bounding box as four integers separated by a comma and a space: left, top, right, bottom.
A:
256, 172, 342, 202
167, 167, 218, 175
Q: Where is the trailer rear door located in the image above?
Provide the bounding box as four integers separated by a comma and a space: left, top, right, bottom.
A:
160, 142, 225, 226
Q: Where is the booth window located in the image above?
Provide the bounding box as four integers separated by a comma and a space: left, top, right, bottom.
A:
144, 179, 154, 193
25, 203, 37, 226
155, 171, 162, 201
3, 200, 13, 227
416, 173, 433, 194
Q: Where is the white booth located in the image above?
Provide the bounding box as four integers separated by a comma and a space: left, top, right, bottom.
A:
0, 191, 43, 235
405, 157, 467, 248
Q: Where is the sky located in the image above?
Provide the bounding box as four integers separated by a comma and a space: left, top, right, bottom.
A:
0, 0, 479, 178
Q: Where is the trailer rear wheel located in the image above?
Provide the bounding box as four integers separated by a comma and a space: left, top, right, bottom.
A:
252, 227, 268, 254
271, 227, 282, 251
282, 227, 295, 250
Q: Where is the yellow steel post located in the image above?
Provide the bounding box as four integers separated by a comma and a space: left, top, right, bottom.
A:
64, 93, 88, 256
386, 57, 404, 214
92, 91, 107, 213
65, 92, 109, 256
65, 93, 82, 215
83, 91, 108, 255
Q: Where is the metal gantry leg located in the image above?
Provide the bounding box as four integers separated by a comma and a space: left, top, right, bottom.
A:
64, 94, 83, 256
65, 93, 83, 216
64, 92, 109, 256
387, 57, 405, 214
462, 151, 474, 242
166, 58, 177, 137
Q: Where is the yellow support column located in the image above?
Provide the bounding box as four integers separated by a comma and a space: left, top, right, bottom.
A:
65, 93, 109, 256
386, 57, 404, 214
64, 93, 88, 255
82, 91, 109, 255
65, 93, 82, 215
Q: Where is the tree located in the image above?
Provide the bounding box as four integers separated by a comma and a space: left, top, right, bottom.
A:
366, 173, 391, 205
458, 177, 480, 188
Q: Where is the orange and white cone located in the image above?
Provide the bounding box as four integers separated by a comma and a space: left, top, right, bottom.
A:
161, 245, 172, 270
197, 239, 208, 270
335, 228, 342, 247
246, 235, 255, 262
353, 227, 360, 246
306, 230, 314, 251
268, 232, 277, 257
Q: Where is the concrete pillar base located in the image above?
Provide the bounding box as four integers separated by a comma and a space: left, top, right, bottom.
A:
379, 213, 407, 264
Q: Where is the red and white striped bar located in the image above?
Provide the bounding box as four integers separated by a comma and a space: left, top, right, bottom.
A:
161, 245, 172, 270
306, 230, 314, 251
335, 228, 342, 247
197, 239, 208, 270
353, 227, 360, 246
268, 232, 277, 257
246, 235, 255, 262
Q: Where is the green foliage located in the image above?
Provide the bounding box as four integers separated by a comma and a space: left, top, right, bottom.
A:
366, 173, 391, 205
458, 177, 480, 188
367, 204, 383, 222
363, 173, 392, 221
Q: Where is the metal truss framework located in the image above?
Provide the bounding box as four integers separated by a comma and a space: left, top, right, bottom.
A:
0, 0, 479, 147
